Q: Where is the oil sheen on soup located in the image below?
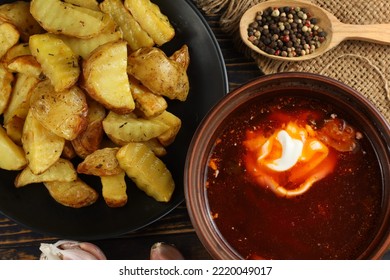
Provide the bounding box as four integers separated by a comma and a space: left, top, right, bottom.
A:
206, 94, 383, 259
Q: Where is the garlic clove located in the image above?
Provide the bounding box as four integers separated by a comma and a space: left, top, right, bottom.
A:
78, 242, 107, 260
39, 243, 64, 260
40, 240, 106, 260
60, 248, 101, 260
150, 242, 184, 260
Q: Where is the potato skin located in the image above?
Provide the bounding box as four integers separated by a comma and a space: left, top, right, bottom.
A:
71, 99, 106, 158
77, 147, 122, 176
44, 179, 99, 208
29, 80, 88, 141
127, 47, 189, 101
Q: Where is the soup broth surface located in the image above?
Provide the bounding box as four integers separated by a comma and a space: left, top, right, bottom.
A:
206, 94, 383, 259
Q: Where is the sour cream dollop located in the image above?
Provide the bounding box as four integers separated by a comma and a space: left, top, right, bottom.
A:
244, 121, 337, 198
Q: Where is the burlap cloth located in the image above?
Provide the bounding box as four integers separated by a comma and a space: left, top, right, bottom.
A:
195, 0, 390, 123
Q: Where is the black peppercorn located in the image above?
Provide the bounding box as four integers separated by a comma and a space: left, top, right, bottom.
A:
246, 5, 327, 57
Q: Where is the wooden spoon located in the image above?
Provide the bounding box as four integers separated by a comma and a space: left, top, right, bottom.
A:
239, 0, 390, 61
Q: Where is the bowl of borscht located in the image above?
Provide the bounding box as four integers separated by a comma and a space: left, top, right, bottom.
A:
184, 72, 390, 260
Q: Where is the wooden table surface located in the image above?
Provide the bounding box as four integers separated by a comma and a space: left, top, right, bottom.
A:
0, 1, 388, 261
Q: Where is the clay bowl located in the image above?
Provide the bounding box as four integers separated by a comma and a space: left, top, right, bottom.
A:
184, 72, 390, 259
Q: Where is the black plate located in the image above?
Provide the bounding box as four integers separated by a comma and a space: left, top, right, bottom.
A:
0, 0, 228, 239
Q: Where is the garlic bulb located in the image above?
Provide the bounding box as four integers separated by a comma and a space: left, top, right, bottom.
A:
150, 242, 184, 260
40, 240, 106, 260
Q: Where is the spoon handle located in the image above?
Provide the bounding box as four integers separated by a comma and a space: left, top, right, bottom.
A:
333, 22, 390, 46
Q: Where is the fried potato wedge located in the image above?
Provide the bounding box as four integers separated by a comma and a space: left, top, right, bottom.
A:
2, 42, 31, 64
22, 111, 65, 174
77, 147, 121, 176
142, 138, 167, 157
0, 64, 13, 114
44, 179, 98, 208
3, 73, 38, 144
0, 126, 27, 171
100, 0, 154, 51
30, 0, 113, 39
15, 158, 77, 188
100, 171, 127, 207
30, 33, 80, 92
0, 1, 44, 42
128, 75, 167, 118
82, 40, 135, 114
156, 111, 182, 146
7, 55, 43, 79
124, 0, 175, 46
64, 0, 100, 11
29, 80, 88, 141
170, 44, 190, 71
0, 22, 20, 59
71, 99, 106, 158
3, 73, 39, 124
3, 116, 24, 145
59, 30, 122, 59
103, 111, 170, 144
117, 142, 174, 202
127, 47, 189, 101
62, 141, 77, 160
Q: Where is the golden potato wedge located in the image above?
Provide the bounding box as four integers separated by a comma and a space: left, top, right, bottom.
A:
15, 158, 77, 188
30, 0, 113, 39
71, 98, 106, 158
124, 0, 175, 46
127, 47, 189, 101
128, 75, 167, 118
62, 141, 77, 160
3, 116, 24, 145
44, 179, 98, 208
156, 111, 182, 146
2, 43, 31, 64
86, 97, 107, 123
29, 80, 88, 141
0, 1, 44, 42
30, 33, 80, 92
82, 40, 135, 114
22, 111, 65, 175
100, 0, 154, 51
100, 171, 127, 207
71, 119, 103, 158
64, 0, 100, 11
0, 22, 20, 59
0, 63, 13, 114
3, 73, 39, 144
103, 111, 170, 144
7, 55, 43, 79
117, 142, 174, 202
59, 30, 122, 59
77, 147, 121, 176
143, 138, 167, 157
0, 126, 27, 171
3, 73, 39, 124
170, 44, 190, 71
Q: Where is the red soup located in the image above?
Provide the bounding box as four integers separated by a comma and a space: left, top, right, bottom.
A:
206, 94, 383, 260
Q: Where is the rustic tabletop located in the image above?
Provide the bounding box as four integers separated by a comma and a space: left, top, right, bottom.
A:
0, 0, 388, 260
